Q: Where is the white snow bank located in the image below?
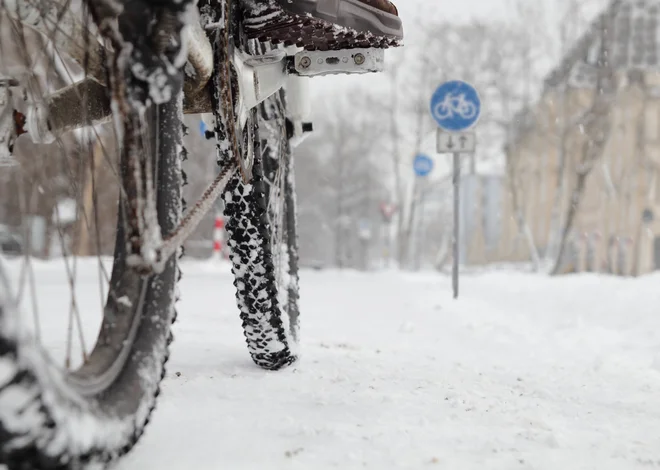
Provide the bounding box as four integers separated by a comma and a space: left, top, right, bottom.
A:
3, 259, 659, 469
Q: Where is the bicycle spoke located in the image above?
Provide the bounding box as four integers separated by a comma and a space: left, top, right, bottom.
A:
88, 140, 108, 310
65, 288, 77, 369
26, 254, 41, 340
37, 9, 124, 318
1, 0, 120, 369
15, 162, 43, 339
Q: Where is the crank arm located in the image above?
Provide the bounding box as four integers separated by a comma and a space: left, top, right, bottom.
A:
232, 48, 289, 133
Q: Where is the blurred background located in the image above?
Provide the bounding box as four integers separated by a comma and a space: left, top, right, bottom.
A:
7, 0, 660, 278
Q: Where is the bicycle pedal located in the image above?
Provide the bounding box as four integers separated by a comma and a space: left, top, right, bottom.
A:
242, 0, 400, 51
290, 48, 384, 76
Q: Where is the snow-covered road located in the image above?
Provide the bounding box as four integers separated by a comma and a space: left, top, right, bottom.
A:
116, 263, 660, 470
5, 260, 660, 469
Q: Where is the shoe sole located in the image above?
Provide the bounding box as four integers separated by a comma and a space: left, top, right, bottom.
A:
242, 0, 403, 50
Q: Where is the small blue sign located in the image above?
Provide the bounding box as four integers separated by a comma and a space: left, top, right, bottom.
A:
199, 119, 208, 136
430, 80, 481, 132
413, 154, 434, 177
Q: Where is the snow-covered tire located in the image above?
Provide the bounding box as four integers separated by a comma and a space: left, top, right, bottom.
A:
0, 97, 183, 469
222, 126, 299, 370
205, 1, 300, 371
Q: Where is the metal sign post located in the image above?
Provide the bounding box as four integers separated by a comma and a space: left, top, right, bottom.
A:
430, 80, 481, 299
452, 152, 460, 297
379, 202, 397, 268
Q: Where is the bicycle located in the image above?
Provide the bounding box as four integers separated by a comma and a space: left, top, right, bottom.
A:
0, 0, 401, 467
433, 92, 477, 121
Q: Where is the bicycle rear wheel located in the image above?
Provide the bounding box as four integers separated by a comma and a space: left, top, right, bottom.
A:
0, 3, 185, 468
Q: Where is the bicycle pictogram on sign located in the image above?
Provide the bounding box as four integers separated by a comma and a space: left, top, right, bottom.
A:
430, 80, 481, 132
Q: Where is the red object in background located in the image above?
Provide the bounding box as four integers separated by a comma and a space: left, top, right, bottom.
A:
379, 202, 397, 222
213, 213, 226, 259
13, 110, 26, 136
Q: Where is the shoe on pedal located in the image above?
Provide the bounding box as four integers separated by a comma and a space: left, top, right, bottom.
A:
241, 0, 403, 51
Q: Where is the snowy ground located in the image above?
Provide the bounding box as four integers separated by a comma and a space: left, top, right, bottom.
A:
5, 259, 660, 469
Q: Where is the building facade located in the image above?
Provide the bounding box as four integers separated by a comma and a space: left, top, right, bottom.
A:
498, 0, 660, 276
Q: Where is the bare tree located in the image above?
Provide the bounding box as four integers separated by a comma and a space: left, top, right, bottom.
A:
551, 9, 617, 275
293, 91, 388, 269
544, 0, 590, 265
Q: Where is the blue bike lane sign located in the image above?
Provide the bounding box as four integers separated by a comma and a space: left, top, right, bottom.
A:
430, 80, 481, 132
413, 154, 434, 177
